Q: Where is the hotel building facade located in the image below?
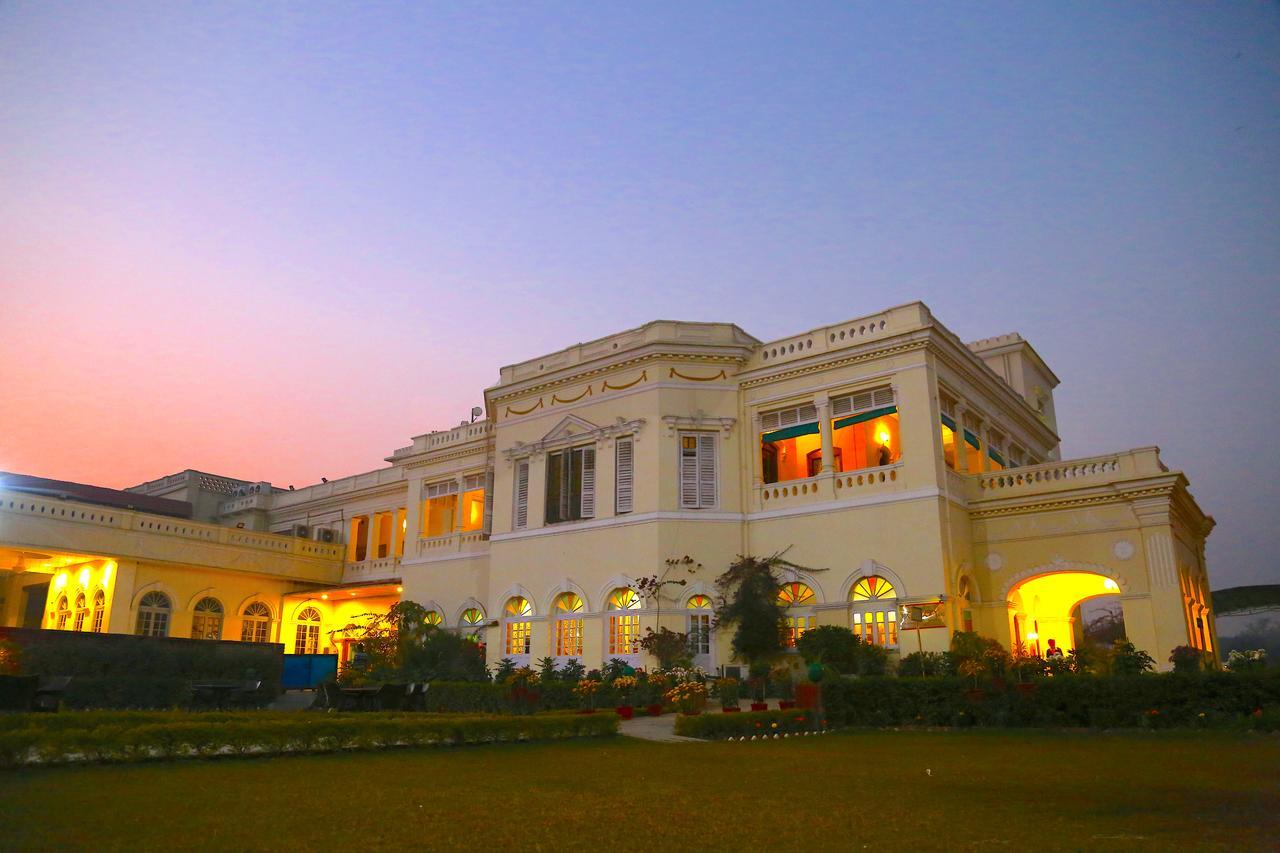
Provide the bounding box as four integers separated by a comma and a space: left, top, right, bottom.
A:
0, 302, 1218, 671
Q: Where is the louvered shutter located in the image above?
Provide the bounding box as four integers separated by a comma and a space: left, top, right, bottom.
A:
831, 387, 896, 418
697, 433, 717, 508
579, 446, 596, 518
514, 461, 529, 529
615, 437, 634, 514
482, 469, 494, 535
761, 403, 819, 431
680, 435, 699, 508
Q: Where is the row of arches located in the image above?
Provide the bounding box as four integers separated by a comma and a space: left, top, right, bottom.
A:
130, 591, 276, 644
51, 590, 107, 634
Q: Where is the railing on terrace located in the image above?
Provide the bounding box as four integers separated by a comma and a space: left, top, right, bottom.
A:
966, 447, 1166, 501
270, 467, 407, 508
0, 489, 344, 561
343, 556, 401, 583
757, 462, 905, 510
416, 530, 489, 558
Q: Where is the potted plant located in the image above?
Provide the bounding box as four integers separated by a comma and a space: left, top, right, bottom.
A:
504, 666, 541, 715
747, 662, 769, 711
613, 674, 638, 720
717, 677, 741, 712
1009, 644, 1038, 695
958, 659, 985, 701
772, 665, 796, 710
644, 672, 669, 715
574, 678, 601, 714
665, 681, 708, 716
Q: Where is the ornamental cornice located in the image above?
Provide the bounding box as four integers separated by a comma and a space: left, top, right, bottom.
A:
737, 338, 929, 390
400, 442, 495, 470
660, 413, 737, 436
925, 337, 1058, 447
968, 484, 1175, 520
489, 350, 747, 406
501, 417, 647, 461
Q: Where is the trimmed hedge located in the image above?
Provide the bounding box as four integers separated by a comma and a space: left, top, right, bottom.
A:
0, 710, 618, 768
674, 709, 833, 740
0, 628, 282, 709
422, 681, 636, 713
820, 670, 1280, 729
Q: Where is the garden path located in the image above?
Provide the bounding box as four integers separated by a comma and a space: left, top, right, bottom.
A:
618, 714, 704, 743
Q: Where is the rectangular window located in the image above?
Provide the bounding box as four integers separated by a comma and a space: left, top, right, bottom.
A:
505, 621, 531, 656
91, 606, 104, 633
687, 614, 711, 655
852, 609, 898, 647
615, 437, 634, 514
986, 432, 1006, 472
679, 433, 717, 508
760, 404, 820, 484
609, 614, 640, 655
782, 615, 813, 648
963, 423, 983, 473
831, 387, 900, 472
422, 480, 459, 538
461, 473, 486, 532
545, 445, 596, 524
349, 516, 369, 562
241, 618, 270, 644
295, 623, 319, 655
941, 412, 959, 470
556, 618, 583, 657
513, 461, 529, 529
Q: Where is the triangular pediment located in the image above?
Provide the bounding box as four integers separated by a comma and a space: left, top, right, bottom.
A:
541, 414, 600, 442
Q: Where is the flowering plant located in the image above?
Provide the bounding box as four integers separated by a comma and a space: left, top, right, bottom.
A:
612, 675, 638, 704
1226, 649, 1267, 673
504, 666, 540, 687
715, 677, 740, 709
664, 681, 708, 714
574, 678, 602, 710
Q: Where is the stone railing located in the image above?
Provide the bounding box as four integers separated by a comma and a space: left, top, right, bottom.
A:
745, 303, 930, 372
833, 462, 905, 496
966, 447, 1166, 502
343, 556, 401, 583
757, 463, 905, 510
270, 467, 407, 509
415, 530, 490, 559
0, 489, 345, 562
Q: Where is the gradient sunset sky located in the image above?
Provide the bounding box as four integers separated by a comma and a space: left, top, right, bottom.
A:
2, 3, 1277, 587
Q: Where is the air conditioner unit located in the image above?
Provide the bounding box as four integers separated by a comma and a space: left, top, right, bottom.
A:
291, 524, 310, 538
316, 528, 336, 543
720, 665, 744, 681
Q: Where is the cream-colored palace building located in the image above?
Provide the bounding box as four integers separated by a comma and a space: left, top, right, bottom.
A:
0, 302, 1218, 672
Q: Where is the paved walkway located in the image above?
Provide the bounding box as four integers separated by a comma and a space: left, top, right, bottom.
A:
618, 713, 705, 743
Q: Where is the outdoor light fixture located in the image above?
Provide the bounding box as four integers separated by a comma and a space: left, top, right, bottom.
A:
1103, 579, 1119, 591
1026, 631, 1039, 640
321, 594, 329, 600
78, 567, 90, 587
53, 573, 67, 589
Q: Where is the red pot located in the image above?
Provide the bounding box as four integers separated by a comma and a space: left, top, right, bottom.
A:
645, 704, 663, 716
750, 703, 768, 712
722, 706, 741, 713
616, 705, 634, 720
795, 684, 821, 710
779, 700, 796, 710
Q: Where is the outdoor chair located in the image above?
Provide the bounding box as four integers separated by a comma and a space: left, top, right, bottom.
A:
408, 682, 429, 711
34, 676, 72, 712
229, 680, 263, 709
320, 681, 350, 711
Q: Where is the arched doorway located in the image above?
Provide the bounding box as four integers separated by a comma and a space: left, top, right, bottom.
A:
1007, 570, 1123, 656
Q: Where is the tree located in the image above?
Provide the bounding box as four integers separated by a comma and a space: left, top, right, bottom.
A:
714, 552, 815, 668
795, 625, 888, 676
338, 601, 488, 683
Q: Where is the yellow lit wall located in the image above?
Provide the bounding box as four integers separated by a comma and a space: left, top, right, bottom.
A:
461, 489, 485, 532
1006, 571, 1120, 654
832, 413, 901, 471
762, 432, 822, 482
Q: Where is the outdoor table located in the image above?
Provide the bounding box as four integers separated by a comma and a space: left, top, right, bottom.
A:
191, 681, 241, 709
339, 685, 382, 711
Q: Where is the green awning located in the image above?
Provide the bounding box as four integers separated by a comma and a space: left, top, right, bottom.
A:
988, 449, 1005, 465
963, 429, 980, 450
761, 421, 820, 443
833, 406, 897, 431
940, 412, 956, 431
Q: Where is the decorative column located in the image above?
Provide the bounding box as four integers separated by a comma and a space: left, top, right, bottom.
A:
816, 398, 834, 475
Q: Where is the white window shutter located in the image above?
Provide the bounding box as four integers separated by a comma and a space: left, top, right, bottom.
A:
615, 438, 634, 514
680, 436, 699, 508
697, 433, 717, 508
872, 387, 896, 408
514, 461, 529, 529
482, 469, 494, 535
579, 446, 596, 519
831, 396, 853, 417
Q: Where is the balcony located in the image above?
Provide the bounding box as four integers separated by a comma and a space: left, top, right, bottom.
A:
343, 556, 401, 583
757, 462, 906, 512
415, 530, 489, 559
962, 447, 1167, 505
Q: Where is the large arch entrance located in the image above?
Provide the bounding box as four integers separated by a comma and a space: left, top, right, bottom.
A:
1007, 570, 1123, 656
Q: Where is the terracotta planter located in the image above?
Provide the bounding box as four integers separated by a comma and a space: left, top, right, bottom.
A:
722, 706, 741, 713
616, 705, 634, 720
779, 700, 796, 710
795, 684, 821, 710
645, 704, 663, 717
750, 702, 768, 712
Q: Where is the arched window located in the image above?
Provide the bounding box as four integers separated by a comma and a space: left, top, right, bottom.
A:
72, 593, 88, 632
191, 597, 224, 640
91, 590, 106, 633
606, 587, 641, 657
241, 601, 272, 643
54, 595, 70, 630
136, 591, 171, 637
552, 592, 584, 658
956, 577, 974, 633
459, 607, 486, 642
850, 576, 898, 648
503, 596, 533, 657
686, 594, 713, 659
423, 610, 443, 627
294, 606, 322, 654
777, 582, 815, 647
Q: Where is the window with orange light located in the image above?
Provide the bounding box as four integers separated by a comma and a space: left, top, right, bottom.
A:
461, 489, 485, 532
422, 480, 459, 538
850, 576, 898, 647
940, 412, 959, 470
831, 388, 900, 472
607, 587, 641, 655
760, 403, 820, 484
777, 582, 816, 647
553, 592, 584, 657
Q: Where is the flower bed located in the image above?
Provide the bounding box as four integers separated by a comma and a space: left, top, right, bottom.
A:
0, 710, 618, 768
673, 709, 831, 740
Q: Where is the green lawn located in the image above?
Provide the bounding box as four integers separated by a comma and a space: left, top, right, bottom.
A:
2, 729, 1277, 851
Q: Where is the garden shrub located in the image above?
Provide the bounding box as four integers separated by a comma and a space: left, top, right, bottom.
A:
0, 710, 618, 768
674, 709, 832, 739
795, 625, 888, 676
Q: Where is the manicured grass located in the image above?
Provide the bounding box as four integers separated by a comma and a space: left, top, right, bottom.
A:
3, 729, 1277, 851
